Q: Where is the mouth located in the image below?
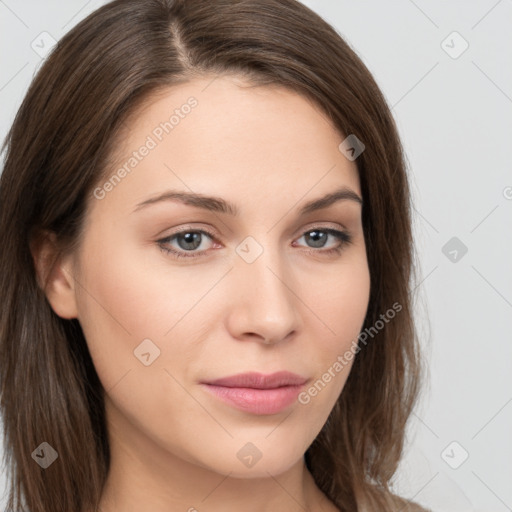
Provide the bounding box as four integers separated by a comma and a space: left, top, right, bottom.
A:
200, 371, 308, 415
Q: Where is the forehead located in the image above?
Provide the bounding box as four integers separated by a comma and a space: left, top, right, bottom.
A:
90, 75, 361, 221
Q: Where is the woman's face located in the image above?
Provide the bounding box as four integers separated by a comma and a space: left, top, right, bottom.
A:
62, 75, 370, 479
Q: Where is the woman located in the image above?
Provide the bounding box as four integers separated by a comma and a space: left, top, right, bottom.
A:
0, 0, 428, 511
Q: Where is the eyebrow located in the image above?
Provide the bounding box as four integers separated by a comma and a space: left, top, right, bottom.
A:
132, 186, 362, 216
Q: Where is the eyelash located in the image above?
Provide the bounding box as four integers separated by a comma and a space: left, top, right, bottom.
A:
157, 227, 352, 260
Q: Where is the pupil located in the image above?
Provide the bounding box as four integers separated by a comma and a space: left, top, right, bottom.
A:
307, 230, 327, 248
179, 232, 201, 250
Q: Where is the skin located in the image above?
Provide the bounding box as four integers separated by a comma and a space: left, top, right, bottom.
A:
34, 75, 370, 512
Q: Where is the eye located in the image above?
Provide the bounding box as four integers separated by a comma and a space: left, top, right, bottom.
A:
158, 228, 217, 259
293, 228, 352, 256
157, 226, 353, 260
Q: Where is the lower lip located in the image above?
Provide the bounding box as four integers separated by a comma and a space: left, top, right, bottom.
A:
201, 383, 304, 415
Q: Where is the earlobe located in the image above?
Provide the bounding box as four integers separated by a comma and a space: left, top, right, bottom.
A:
29, 230, 79, 319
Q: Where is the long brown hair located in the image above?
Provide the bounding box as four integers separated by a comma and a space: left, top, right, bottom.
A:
0, 1, 427, 510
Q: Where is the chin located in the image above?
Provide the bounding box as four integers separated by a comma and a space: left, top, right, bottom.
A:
192, 436, 307, 479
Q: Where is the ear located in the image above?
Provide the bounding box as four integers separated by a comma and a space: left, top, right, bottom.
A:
29, 230, 78, 319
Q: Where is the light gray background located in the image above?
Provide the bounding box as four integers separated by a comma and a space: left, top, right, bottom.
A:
1, 1, 511, 511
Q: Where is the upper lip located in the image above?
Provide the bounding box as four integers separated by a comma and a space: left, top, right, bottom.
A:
203, 371, 308, 389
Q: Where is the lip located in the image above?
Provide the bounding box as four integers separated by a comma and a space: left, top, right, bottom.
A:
201, 371, 308, 415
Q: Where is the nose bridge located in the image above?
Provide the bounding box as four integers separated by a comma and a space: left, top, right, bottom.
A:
228, 235, 300, 342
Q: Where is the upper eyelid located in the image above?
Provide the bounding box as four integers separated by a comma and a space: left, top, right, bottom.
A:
162, 219, 349, 236
159, 224, 349, 247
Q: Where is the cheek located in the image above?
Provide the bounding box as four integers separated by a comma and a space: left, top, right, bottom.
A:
73, 232, 223, 389
73, 233, 160, 388
73, 237, 212, 456
334, 261, 370, 345
306, 251, 371, 351
299, 253, 370, 404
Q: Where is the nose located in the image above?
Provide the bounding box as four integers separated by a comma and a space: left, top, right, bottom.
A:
225, 247, 301, 345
